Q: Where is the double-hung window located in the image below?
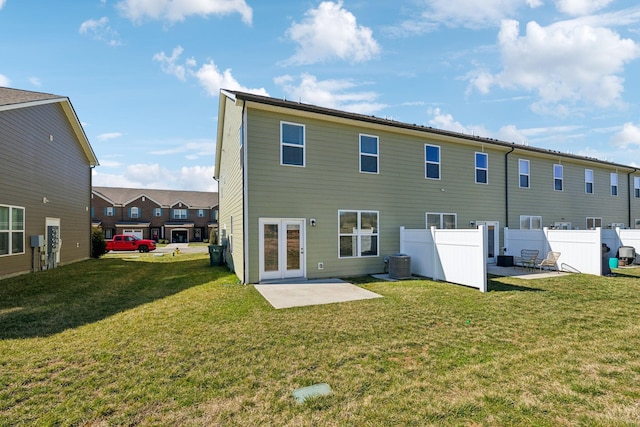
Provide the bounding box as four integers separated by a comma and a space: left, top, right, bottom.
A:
198, 209, 205, 217
585, 169, 593, 194
359, 134, 379, 173
635, 177, 640, 198
519, 159, 530, 188
173, 208, 187, 220
0, 205, 25, 256
281, 122, 305, 167
520, 215, 542, 230
554, 164, 563, 191
153, 208, 162, 217
339, 210, 379, 258
130, 207, 139, 219
426, 213, 457, 229
105, 206, 114, 216
425, 144, 440, 179
475, 152, 488, 184
611, 173, 618, 196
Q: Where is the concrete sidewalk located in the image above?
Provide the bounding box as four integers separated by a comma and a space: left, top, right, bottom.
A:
254, 279, 383, 309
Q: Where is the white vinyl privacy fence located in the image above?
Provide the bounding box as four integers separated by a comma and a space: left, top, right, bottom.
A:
399, 226, 487, 292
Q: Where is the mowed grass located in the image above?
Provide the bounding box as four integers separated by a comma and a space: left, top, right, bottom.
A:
2, 254, 640, 426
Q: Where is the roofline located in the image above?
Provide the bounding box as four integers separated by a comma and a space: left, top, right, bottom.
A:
223, 89, 635, 171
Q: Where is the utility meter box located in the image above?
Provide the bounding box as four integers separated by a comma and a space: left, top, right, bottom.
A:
30, 235, 45, 248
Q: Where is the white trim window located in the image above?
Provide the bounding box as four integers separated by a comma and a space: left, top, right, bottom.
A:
339, 210, 379, 258
425, 144, 440, 180
173, 208, 187, 220
130, 207, 139, 219
105, 206, 114, 216
281, 121, 305, 167
153, 208, 162, 217
611, 173, 618, 196
554, 164, 563, 191
475, 152, 488, 184
359, 134, 379, 174
586, 217, 602, 229
585, 169, 594, 194
0, 205, 25, 256
520, 215, 542, 230
426, 212, 457, 229
198, 209, 206, 217
635, 177, 640, 198
519, 159, 530, 188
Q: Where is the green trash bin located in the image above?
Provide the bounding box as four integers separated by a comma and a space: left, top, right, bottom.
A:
208, 244, 223, 266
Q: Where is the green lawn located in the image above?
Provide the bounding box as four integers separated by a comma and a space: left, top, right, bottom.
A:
1, 253, 640, 426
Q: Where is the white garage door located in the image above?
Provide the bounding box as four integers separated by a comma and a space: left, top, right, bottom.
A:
123, 229, 143, 239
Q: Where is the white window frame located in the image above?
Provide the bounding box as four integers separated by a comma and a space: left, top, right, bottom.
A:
585, 169, 593, 194
130, 207, 139, 219
426, 212, 457, 229
359, 134, 379, 174
586, 217, 602, 229
425, 144, 441, 180
153, 208, 162, 217
519, 159, 530, 189
475, 152, 488, 184
173, 208, 187, 220
553, 222, 572, 230
280, 121, 305, 167
554, 164, 563, 191
520, 215, 542, 230
611, 173, 618, 196
338, 210, 379, 258
0, 204, 25, 256
634, 177, 640, 198
198, 209, 205, 217
105, 206, 114, 216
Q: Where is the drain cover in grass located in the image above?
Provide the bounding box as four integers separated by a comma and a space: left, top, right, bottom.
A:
292, 383, 332, 403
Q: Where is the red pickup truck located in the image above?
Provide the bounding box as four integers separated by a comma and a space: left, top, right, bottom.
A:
106, 234, 157, 253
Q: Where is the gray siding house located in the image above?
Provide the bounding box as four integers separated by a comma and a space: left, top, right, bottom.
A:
0, 87, 98, 279
215, 89, 640, 284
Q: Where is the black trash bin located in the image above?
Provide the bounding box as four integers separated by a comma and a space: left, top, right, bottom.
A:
208, 244, 223, 266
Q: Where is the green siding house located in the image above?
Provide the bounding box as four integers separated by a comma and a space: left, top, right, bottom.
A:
215, 89, 640, 284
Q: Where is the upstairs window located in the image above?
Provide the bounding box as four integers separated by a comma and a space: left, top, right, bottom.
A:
611, 173, 618, 196
0, 205, 25, 256
198, 209, 205, 217
130, 207, 139, 219
425, 144, 440, 180
281, 122, 305, 167
585, 169, 593, 194
105, 206, 114, 216
635, 177, 640, 198
359, 134, 379, 174
426, 213, 457, 229
554, 164, 563, 191
519, 159, 530, 188
153, 208, 162, 217
475, 152, 488, 184
339, 210, 379, 258
173, 209, 187, 220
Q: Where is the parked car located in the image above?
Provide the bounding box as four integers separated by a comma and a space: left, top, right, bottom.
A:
106, 234, 156, 253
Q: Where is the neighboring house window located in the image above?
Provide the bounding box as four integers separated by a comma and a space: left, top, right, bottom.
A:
212, 210, 218, 221
611, 173, 618, 196
554, 164, 563, 191
281, 121, 305, 167
585, 169, 593, 194
635, 177, 640, 198
359, 134, 379, 174
198, 209, 205, 217
425, 144, 440, 179
635, 219, 640, 229
153, 208, 162, 217
426, 213, 457, 229
0, 205, 25, 256
130, 207, 139, 219
105, 206, 114, 216
173, 209, 187, 219
339, 210, 379, 258
105, 228, 113, 239
520, 215, 542, 230
519, 159, 530, 188
586, 217, 602, 229
475, 152, 488, 184
554, 222, 572, 230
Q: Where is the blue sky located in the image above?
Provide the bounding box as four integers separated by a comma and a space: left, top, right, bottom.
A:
2, 0, 640, 192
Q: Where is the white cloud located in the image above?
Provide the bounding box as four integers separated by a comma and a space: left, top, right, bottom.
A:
28, 77, 41, 86
149, 139, 215, 159
116, 0, 252, 25
79, 17, 121, 46
469, 18, 640, 114
427, 107, 529, 143
274, 73, 386, 115
556, 0, 613, 16
97, 132, 123, 141
93, 163, 217, 191
153, 46, 268, 96
611, 122, 640, 148
0, 0, 5, 10
0, 74, 10, 86
283, 1, 380, 65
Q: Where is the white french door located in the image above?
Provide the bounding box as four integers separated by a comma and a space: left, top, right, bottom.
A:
476, 221, 499, 264
259, 218, 306, 281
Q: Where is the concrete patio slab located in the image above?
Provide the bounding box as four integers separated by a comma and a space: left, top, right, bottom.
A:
487, 265, 570, 279
254, 279, 383, 309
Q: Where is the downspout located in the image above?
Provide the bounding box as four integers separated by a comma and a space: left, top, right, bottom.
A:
628, 168, 638, 227
504, 146, 515, 229
241, 101, 248, 284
